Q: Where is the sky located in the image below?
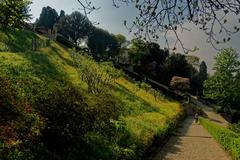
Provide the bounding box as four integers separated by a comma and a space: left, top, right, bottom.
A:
30, 0, 240, 74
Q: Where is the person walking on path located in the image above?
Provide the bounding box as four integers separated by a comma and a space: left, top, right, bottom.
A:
194, 112, 199, 124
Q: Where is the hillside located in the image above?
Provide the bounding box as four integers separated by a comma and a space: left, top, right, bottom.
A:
0, 29, 183, 160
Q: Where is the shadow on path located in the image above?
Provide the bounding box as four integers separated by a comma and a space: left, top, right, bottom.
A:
151, 117, 231, 160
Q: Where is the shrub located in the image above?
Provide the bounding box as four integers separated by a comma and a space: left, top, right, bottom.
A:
73, 54, 118, 94
33, 84, 89, 159
199, 117, 240, 159
229, 121, 240, 133
33, 82, 123, 159
170, 76, 191, 92
84, 120, 136, 160
86, 91, 123, 133
0, 76, 44, 160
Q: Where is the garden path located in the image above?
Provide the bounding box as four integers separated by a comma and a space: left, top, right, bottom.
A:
151, 117, 231, 160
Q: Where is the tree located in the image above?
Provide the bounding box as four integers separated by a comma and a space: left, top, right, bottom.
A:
128, 39, 148, 66
37, 6, 58, 30
57, 10, 65, 23
88, 27, 108, 55
198, 61, 208, 84
191, 61, 208, 96
76, 0, 240, 52
129, 40, 168, 66
87, 27, 119, 57
147, 42, 169, 65
59, 10, 65, 19
129, 40, 170, 76
0, 0, 31, 28
115, 34, 127, 48
186, 55, 200, 68
55, 11, 93, 45
204, 48, 240, 111
107, 33, 119, 57
114, 34, 128, 62
159, 53, 196, 85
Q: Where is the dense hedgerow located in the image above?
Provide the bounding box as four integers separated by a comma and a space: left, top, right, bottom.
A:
199, 117, 240, 160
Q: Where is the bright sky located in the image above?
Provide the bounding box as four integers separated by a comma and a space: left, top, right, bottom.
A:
30, 0, 240, 74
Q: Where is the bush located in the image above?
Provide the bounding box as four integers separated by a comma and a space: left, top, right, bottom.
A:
0, 74, 124, 159
199, 117, 240, 160
33, 83, 90, 159
229, 122, 240, 133
0, 76, 44, 160
170, 76, 190, 92
32, 81, 124, 159
73, 54, 119, 94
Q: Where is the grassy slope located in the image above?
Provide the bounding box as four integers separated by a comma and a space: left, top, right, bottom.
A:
116, 78, 182, 148
0, 29, 183, 158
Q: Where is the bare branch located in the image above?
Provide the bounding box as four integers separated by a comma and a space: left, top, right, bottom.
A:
77, 0, 240, 53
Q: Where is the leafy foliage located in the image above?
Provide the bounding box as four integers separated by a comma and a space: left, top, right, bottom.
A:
229, 122, 240, 133
128, 39, 148, 66
59, 10, 65, 20
204, 48, 240, 111
36, 6, 58, 30
55, 11, 93, 45
129, 39, 169, 76
0, 0, 31, 28
198, 61, 208, 93
185, 55, 200, 68
191, 61, 208, 96
128, 40, 199, 91
158, 53, 197, 85
115, 34, 127, 49
87, 27, 119, 57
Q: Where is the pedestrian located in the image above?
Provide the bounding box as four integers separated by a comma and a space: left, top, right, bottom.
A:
194, 112, 199, 123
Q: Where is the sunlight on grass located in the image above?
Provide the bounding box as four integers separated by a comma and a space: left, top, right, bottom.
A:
116, 77, 182, 118
115, 77, 183, 151
0, 29, 184, 159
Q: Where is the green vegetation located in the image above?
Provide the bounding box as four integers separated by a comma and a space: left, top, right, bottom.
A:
34, 5, 208, 98
204, 48, 240, 113
1, 1, 240, 159
0, 0, 31, 28
199, 117, 240, 159
0, 28, 183, 159
36, 6, 59, 30
229, 122, 240, 133
55, 11, 93, 45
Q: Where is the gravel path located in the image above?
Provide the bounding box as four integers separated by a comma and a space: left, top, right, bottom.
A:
192, 99, 229, 127
152, 117, 231, 160
201, 105, 229, 127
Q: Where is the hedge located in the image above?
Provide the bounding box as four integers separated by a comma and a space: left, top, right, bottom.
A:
199, 117, 240, 160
